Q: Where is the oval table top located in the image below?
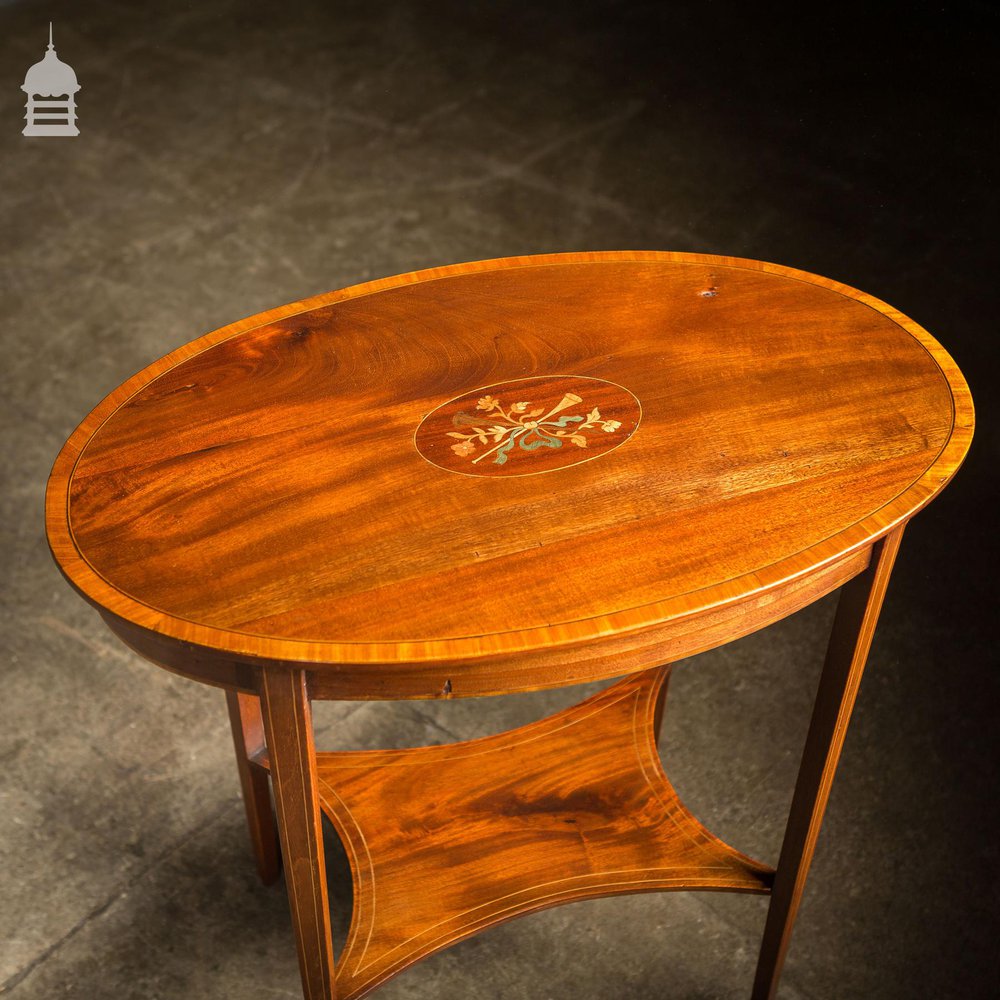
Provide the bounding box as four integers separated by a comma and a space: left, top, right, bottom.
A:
46, 252, 973, 691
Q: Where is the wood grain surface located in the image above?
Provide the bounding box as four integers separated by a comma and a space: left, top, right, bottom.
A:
46, 252, 974, 689
225, 690, 281, 884
260, 668, 337, 999
281, 667, 770, 1000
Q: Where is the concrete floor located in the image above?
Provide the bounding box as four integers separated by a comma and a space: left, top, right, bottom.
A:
1, 1, 997, 997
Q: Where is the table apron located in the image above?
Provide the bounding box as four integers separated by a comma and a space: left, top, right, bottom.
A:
96, 545, 871, 701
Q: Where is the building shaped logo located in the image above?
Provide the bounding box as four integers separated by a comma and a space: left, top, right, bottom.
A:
22, 24, 81, 137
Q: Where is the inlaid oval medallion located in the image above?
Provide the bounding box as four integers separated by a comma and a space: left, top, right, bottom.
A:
415, 375, 641, 477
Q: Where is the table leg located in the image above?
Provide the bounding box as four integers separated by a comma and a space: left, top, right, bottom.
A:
225, 690, 281, 884
260, 668, 337, 1000
652, 665, 672, 745
751, 526, 904, 999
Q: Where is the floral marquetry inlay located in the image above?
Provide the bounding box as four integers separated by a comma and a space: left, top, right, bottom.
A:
415, 375, 641, 477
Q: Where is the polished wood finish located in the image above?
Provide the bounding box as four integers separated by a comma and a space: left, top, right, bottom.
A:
46, 253, 972, 685
305, 546, 871, 700
305, 668, 771, 1000
44, 253, 974, 1000
752, 526, 904, 999
99, 608, 259, 693
259, 669, 336, 1000
225, 690, 280, 884
97, 542, 869, 700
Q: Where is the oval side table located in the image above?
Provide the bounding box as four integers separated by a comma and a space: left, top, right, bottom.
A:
45, 252, 973, 999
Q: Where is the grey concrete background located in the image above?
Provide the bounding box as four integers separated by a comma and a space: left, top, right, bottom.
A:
1, 1, 997, 998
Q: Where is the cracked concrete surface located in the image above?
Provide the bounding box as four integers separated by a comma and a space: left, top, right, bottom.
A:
1, 1, 997, 998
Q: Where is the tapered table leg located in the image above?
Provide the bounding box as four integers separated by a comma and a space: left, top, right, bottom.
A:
653, 665, 672, 745
260, 668, 337, 1000
226, 690, 281, 884
751, 526, 904, 999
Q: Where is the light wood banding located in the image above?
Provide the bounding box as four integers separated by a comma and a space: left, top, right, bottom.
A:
46, 252, 973, 693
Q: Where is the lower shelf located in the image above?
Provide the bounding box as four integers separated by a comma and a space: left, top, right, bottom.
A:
311, 667, 773, 1000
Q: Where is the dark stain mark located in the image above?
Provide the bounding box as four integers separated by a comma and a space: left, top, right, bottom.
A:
441, 678, 453, 696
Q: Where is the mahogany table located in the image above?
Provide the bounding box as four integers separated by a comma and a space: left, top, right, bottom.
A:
45, 252, 973, 999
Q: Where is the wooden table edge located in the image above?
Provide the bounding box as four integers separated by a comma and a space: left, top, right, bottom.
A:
44, 251, 975, 682
78, 541, 871, 699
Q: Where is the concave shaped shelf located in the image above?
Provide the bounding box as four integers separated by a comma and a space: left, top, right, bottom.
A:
310, 668, 773, 1000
